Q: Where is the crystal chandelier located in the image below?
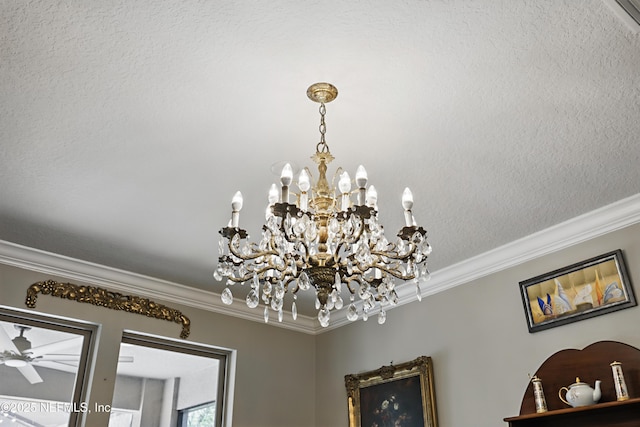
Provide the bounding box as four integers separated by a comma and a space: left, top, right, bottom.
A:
215, 83, 432, 327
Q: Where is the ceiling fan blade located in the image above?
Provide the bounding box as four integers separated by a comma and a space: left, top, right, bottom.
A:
0, 324, 21, 353
26, 336, 83, 357
38, 354, 81, 362
43, 360, 80, 368
17, 364, 43, 384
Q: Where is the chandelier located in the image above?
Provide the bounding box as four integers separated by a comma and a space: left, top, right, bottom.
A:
215, 83, 432, 327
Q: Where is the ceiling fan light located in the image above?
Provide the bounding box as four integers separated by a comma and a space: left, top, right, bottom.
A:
4, 356, 28, 368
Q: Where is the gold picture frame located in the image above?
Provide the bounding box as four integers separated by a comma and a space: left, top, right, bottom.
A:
345, 356, 438, 427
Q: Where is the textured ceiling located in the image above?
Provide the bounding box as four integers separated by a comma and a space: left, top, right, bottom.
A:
1, 1, 640, 320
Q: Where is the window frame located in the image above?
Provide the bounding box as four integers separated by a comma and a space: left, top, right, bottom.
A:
0, 305, 98, 427
119, 330, 234, 427
177, 400, 217, 427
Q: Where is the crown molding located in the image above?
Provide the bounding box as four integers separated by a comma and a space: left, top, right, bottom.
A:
1, 193, 639, 335
0, 241, 317, 334
603, 0, 640, 34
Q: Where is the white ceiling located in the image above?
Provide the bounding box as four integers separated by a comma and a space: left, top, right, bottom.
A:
1, 1, 640, 320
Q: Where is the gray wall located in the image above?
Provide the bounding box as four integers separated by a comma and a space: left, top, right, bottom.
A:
314, 222, 640, 427
0, 264, 316, 427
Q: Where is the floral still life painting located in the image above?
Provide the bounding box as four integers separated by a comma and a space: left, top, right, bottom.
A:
520, 250, 636, 333
360, 376, 423, 427
345, 356, 438, 427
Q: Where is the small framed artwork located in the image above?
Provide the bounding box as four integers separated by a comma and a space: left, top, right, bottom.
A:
520, 249, 636, 333
344, 356, 438, 427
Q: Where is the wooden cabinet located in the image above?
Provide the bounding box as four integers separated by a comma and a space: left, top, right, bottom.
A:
504, 341, 640, 427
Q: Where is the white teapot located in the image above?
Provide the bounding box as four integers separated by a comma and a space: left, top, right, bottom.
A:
558, 377, 602, 407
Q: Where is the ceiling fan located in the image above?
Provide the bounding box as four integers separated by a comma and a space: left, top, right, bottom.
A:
0, 324, 132, 384
0, 324, 86, 384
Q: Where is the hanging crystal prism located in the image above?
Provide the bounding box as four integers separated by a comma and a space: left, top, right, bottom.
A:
346, 303, 358, 321
246, 289, 260, 308
271, 296, 283, 312
318, 306, 330, 328
299, 272, 311, 290
415, 279, 422, 302
221, 287, 233, 305
420, 265, 431, 282
377, 310, 386, 325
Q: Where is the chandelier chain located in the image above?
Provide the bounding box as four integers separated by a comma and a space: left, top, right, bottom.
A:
317, 103, 329, 153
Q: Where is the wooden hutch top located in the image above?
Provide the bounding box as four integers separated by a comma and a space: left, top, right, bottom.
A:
504, 340, 640, 427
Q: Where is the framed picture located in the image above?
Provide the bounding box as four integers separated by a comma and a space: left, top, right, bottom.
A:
520, 249, 636, 333
344, 356, 438, 427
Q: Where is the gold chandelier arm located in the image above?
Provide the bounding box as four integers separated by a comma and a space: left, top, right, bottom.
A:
369, 241, 419, 262
343, 257, 416, 284
227, 241, 278, 262
343, 276, 363, 295
371, 263, 417, 281
226, 228, 283, 262
287, 277, 301, 294
331, 166, 344, 192
225, 259, 292, 284
333, 239, 352, 265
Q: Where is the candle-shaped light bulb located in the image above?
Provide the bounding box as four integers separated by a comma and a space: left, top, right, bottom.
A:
355, 165, 368, 188
281, 163, 293, 186
268, 183, 279, 204
355, 165, 368, 205
366, 185, 378, 209
402, 187, 414, 210
266, 183, 279, 219
298, 169, 311, 192
402, 187, 414, 226
280, 163, 293, 203
338, 171, 351, 193
298, 169, 311, 211
231, 191, 243, 227
338, 171, 351, 211
232, 191, 243, 210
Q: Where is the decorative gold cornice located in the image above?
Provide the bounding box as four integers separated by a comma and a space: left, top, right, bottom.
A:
25, 280, 191, 339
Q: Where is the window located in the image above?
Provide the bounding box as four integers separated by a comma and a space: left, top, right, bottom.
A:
0, 306, 96, 427
177, 401, 216, 427
109, 331, 233, 427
